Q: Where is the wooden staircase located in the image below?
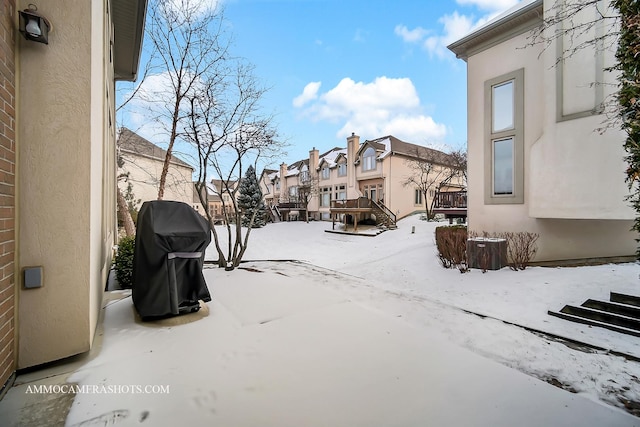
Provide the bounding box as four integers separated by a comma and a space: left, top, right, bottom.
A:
371, 200, 397, 229
548, 292, 640, 337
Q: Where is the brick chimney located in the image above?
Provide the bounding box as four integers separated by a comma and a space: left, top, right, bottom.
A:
346, 133, 360, 197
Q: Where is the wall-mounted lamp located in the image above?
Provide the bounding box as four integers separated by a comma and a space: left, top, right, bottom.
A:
19, 4, 51, 45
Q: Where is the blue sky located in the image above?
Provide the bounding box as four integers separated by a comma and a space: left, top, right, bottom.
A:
119, 0, 521, 169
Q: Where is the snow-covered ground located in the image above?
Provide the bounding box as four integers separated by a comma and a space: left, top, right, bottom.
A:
7, 213, 637, 426
208, 214, 640, 415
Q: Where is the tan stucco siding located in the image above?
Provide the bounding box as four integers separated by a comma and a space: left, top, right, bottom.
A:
17, 0, 95, 368
465, 15, 636, 262
120, 153, 194, 206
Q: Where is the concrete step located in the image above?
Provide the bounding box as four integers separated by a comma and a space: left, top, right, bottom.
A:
611, 292, 640, 308
582, 299, 640, 320
558, 304, 640, 332
548, 309, 640, 338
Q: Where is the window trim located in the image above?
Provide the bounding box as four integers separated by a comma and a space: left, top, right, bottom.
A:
484, 68, 524, 205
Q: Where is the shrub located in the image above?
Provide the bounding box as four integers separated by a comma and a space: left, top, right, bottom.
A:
114, 235, 135, 289
470, 230, 539, 271
500, 231, 539, 271
435, 225, 468, 273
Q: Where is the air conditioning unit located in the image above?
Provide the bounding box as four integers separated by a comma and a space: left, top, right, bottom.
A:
467, 238, 507, 270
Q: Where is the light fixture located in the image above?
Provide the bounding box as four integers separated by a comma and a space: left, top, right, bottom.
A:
19, 4, 51, 45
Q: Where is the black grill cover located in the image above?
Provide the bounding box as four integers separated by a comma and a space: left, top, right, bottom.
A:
132, 200, 212, 320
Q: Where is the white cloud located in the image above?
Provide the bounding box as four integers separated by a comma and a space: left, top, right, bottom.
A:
293, 81, 322, 108
455, 0, 519, 12
394, 25, 429, 43
294, 77, 447, 144
163, 0, 220, 19
396, 1, 520, 59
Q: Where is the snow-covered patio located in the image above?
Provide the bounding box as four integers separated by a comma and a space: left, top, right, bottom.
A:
1, 214, 640, 426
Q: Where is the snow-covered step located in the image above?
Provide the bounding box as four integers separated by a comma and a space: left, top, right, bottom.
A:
581, 299, 640, 320
610, 292, 640, 308
557, 304, 640, 332
547, 309, 640, 338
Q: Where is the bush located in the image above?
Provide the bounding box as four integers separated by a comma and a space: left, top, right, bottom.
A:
500, 231, 539, 271
435, 225, 468, 273
114, 236, 135, 289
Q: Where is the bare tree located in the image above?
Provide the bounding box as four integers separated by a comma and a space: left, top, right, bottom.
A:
134, 0, 231, 200
297, 171, 319, 222
185, 61, 283, 269
402, 147, 466, 220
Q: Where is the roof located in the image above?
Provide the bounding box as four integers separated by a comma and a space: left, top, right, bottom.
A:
447, 0, 543, 60
359, 135, 455, 166
118, 128, 194, 170
112, 0, 148, 81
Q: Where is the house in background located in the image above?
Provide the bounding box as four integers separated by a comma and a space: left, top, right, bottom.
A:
192, 179, 240, 224
447, 0, 636, 263
261, 133, 464, 225
118, 128, 194, 207
0, 0, 147, 394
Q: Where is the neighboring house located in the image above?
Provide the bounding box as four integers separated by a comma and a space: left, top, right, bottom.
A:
207, 179, 239, 224
0, 0, 147, 393
261, 134, 463, 224
447, 0, 636, 263
118, 128, 194, 206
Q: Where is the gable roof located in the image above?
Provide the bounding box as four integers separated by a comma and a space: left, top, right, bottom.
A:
357, 135, 454, 166
118, 128, 193, 170
447, 0, 543, 60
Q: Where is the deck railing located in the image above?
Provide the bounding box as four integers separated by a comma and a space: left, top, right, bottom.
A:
330, 197, 371, 209
433, 191, 467, 209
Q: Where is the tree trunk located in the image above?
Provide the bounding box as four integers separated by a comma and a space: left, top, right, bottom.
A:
117, 186, 136, 237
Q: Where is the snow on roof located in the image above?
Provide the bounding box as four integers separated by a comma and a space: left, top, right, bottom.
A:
318, 147, 347, 168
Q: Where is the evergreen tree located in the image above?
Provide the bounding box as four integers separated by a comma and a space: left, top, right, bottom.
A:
238, 165, 266, 228
614, 0, 640, 256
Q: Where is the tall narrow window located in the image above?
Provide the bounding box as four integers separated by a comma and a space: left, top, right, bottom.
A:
484, 69, 524, 204
493, 138, 514, 195
415, 189, 423, 205
492, 81, 514, 133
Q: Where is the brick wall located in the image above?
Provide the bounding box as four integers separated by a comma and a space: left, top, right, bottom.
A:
0, 0, 16, 391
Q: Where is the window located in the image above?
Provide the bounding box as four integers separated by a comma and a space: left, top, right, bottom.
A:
337, 161, 347, 176
493, 138, 513, 195
289, 186, 298, 197
415, 190, 423, 205
335, 185, 346, 201
362, 147, 376, 171
321, 166, 330, 180
275, 179, 280, 191
319, 187, 331, 207
300, 165, 309, 183
484, 69, 524, 204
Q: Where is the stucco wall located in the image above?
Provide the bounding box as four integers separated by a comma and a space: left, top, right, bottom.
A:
17, 0, 115, 368
120, 153, 194, 206
465, 14, 636, 262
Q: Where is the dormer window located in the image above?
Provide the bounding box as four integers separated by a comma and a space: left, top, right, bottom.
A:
362, 147, 376, 171
321, 165, 330, 180
337, 160, 347, 176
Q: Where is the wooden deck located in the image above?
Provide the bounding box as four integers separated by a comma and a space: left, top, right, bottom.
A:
433, 190, 467, 223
